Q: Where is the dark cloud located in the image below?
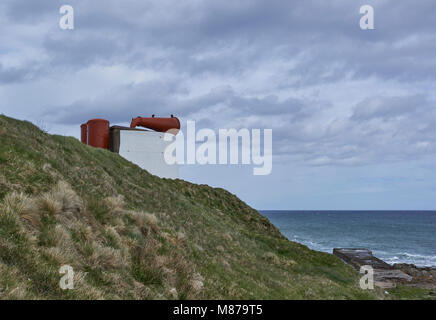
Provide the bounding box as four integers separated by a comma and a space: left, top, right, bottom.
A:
0, 63, 42, 84
3, 0, 57, 22
2, 0, 436, 168
351, 95, 428, 121
4, 0, 436, 82
273, 94, 436, 166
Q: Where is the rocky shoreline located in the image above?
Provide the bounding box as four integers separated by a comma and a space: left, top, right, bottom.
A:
392, 263, 436, 290
333, 248, 436, 291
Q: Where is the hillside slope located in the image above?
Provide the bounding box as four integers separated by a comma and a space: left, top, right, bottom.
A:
0, 114, 381, 299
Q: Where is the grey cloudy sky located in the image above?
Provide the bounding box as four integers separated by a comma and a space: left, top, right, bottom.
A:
1, 0, 435, 209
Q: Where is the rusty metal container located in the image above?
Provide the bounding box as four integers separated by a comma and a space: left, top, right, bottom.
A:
87, 119, 110, 149
80, 123, 88, 144
130, 115, 180, 134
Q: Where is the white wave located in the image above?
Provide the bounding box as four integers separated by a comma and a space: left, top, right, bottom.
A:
283, 232, 436, 267
382, 252, 436, 267
400, 252, 436, 259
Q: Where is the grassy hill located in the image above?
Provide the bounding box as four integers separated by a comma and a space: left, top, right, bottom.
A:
0, 114, 388, 299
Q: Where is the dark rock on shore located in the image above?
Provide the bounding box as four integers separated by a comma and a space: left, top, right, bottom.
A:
333, 248, 391, 270
392, 264, 436, 290
333, 248, 435, 289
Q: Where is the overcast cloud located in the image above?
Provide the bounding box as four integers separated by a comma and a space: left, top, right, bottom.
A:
1, 0, 435, 209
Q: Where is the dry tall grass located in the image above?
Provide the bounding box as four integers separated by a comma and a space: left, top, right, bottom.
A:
0, 181, 202, 299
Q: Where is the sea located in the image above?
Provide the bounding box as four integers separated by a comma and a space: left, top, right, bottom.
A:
261, 211, 436, 268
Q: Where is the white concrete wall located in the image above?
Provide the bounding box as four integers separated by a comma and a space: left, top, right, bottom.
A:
118, 130, 178, 179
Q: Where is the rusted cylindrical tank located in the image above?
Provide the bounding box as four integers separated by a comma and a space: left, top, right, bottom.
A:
130, 115, 180, 134
87, 119, 110, 149
80, 123, 88, 144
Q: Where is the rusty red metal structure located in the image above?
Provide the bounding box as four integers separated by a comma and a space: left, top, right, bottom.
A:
80, 123, 88, 144
86, 119, 110, 149
130, 115, 180, 134
80, 115, 180, 149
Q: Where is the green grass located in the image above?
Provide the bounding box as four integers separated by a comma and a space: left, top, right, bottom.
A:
386, 285, 435, 300
0, 114, 419, 300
